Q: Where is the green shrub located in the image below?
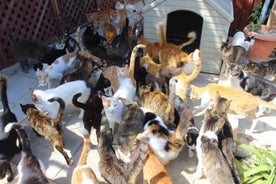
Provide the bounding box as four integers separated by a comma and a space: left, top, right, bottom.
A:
235, 142, 276, 184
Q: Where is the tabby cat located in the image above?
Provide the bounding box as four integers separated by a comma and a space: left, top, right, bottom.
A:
71, 127, 99, 184
228, 63, 276, 102
220, 41, 248, 77
190, 83, 276, 131
20, 97, 73, 166
242, 59, 276, 81
196, 131, 235, 184
5, 123, 49, 184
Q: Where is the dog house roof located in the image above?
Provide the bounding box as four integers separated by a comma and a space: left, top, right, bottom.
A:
143, 0, 234, 22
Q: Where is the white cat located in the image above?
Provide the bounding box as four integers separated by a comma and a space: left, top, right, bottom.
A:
36, 47, 79, 88
30, 80, 90, 119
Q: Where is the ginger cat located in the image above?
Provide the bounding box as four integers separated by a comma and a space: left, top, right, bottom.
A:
173, 49, 202, 102
143, 146, 172, 184
71, 127, 99, 184
104, 22, 117, 44
138, 22, 197, 68
190, 83, 276, 131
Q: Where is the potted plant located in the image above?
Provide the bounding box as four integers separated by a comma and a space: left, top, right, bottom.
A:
243, 2, 276, 62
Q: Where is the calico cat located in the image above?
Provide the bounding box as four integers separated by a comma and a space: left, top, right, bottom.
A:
242, 59, 276, 81
72, 93, 103, 139
20, 97, 73, 166
197, 131, 235, 184
139, 78, 177, 129
0, 74, 20, 182
142, 146, 172, 184
98, 129, 128, 184
71, 127, 99, 184
190, 83, 276, 131
138, 22, 197, 68
5, 123, 49, 184
137, 107, 194, 165
228, 63, 276, 102
220, 41, 248, 77
112, 44, 145, 101
30, 80, 90, 119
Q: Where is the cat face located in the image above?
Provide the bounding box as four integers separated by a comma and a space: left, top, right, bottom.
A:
101, 96, 120, 113
228, 64, 241, 77
117, 65, 128, 78
36, 70, 48, 86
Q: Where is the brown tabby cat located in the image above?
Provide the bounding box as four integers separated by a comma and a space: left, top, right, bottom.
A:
138, 22, 197, 68
143, 146, 172, 184
190, 83, 276, 131
139, 78, 177, 129
98, 129, 128, 184
20, 97, 73, 166
71, 127, 99, 184
197, 131, 235, 184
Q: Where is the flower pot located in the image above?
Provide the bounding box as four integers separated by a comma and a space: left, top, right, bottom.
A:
243, 25, 276, 62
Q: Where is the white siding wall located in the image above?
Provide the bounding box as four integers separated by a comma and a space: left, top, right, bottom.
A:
143, 0, 232, 74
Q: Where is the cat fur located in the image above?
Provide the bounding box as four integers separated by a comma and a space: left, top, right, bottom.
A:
20, 97, 73, 166
190, 83, 276, 131
228, 64, 276, 102
72, 93, 103, 139
5, 123, 49, 184
242, 59, 276, 81
71, 127, 99, 184
30, 80, 90, 119
0, 74, 20, 182
196, 131, 235, 184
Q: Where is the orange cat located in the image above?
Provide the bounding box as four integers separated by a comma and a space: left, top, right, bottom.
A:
190, 83, 276, 131
104, 22, 117, 44
86, 9, 117, 28
143, 146, 173, 184
71, 127, 99, 184
103, 65, 129, 92
138, 22, 197, 68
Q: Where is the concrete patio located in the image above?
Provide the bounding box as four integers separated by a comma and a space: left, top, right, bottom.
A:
0, 63, 276, 184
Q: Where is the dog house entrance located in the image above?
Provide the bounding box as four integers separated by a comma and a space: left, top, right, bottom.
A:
166, 10, 203, 54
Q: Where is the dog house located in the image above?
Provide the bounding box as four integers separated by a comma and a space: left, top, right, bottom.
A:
142, 0, 234, 74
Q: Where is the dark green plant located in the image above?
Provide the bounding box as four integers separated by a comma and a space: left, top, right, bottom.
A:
235, 142, 276, 184
248, 2, 263, 32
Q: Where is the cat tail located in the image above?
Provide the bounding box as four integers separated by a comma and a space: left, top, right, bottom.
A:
173, 107, 194, 142
158, 22, 167, 46
76, 126, 90, 166
165, 78, 176, 128
48, 97, 65, 124
72, 93, 86, 109
128, 44, 146, 82
5, 122, 32, 156
78, 50, 102, 66
177, 31, 197, 49
184, 49, 202, 82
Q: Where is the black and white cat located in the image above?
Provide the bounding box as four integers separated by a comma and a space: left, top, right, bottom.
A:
5, 123, 49, 184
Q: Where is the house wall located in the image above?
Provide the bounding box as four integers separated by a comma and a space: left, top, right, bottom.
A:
143, 0, 232, 74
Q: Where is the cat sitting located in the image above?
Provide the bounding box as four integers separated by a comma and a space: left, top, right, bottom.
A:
5, 123, 49, 184
196, 131, 235, 184
20, 97, 73, 166
0, 74, 20, 182
30, 80, 91, 119
228, 63, 276, 102
190, 83, 276, 131
71, 126, 99, 184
